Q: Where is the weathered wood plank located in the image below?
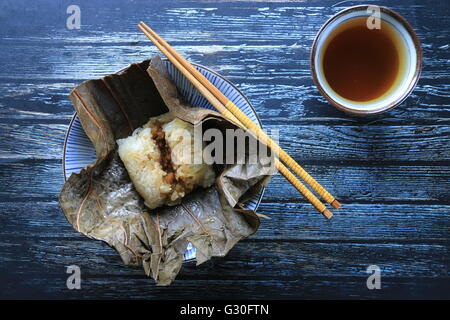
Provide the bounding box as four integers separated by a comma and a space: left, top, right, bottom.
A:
0, 238, 448, 299
1, 80, 449, 123
1, 42, 448, 82
0, 238, 450, 280
267, 165, 450, 203
1, 239, 449, 278
0, 123, 67, 160
0, 1, 449, 67
0, 82, 75, 120
1, 201, 449, 241
1, 121, 449, 162
0, 0, 448, 124
1, 160, 448, 203
0, 0, 449, 299
2, 276, 449, 300
1, 0, 447, 50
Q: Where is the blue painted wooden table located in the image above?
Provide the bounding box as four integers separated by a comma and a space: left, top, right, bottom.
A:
0, 0, 449, 299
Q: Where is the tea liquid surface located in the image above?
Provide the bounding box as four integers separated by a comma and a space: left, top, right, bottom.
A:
322, 18, 400, 102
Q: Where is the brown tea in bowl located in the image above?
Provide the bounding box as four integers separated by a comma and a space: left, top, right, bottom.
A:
311, 5, 422, 115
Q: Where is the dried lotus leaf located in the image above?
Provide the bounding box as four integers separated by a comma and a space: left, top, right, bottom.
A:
59, 55, 273, 285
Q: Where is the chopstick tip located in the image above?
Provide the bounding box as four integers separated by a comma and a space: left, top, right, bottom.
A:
331, 199, 341, 209
323, 209, 333, 219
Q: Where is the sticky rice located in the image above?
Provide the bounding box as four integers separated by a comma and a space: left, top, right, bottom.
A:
117, 112, 215, 209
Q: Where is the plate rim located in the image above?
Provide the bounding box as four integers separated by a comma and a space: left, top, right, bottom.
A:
62, 61, 266, 212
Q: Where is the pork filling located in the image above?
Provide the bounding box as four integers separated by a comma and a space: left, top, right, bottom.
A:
151, 123, 177, 185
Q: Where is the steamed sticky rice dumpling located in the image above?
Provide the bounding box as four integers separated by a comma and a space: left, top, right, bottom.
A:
117, 112, 215, 209
60, 56, 273, 286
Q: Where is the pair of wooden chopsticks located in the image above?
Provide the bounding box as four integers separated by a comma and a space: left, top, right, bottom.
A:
138, 22, 340, 219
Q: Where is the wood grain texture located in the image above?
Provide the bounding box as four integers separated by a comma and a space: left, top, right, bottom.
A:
2, 121, 450, 162
1, 160, 450, 203
0, 0, 449, 299
1, 201, 450, 241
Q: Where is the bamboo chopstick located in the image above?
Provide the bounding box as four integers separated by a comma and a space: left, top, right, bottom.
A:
138, 23, 335, 218
138, 22, 340, 210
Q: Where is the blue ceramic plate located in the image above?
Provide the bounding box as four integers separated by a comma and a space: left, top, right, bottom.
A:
63, 60, 265, 261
